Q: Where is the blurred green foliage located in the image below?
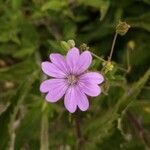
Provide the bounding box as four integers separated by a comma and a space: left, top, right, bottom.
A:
0, 0, 150, 149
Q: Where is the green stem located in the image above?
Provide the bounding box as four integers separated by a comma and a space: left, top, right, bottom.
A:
9, 133, 16, 150
40, 110, 49, 150
126, 48, 131, 73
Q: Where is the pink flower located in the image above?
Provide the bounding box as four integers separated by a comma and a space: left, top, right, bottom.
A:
40, 47, 104, 113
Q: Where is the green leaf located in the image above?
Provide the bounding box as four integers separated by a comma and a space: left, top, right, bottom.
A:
60, 41, 70, 51
118, 101, 150, 148
41, 0, 67, 12
13, 46, 36, 58
11, 0, 22, 10
84, 108, 119, 147
0, 59, 38, 82
78, 0, 109, 9
126, 13, 150, 32
99, 1, 110, 21
0, 71, 39, 149
15, 100, 42, 149
143, 0, 150, 5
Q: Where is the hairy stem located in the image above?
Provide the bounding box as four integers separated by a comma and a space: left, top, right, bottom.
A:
90, 52, 105, 62
74, 110, 83, 149
126, 48, 131, 73
108, 33, 118, 61
40, 111, 49, 150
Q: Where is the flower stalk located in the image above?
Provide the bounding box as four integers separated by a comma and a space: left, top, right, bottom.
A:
108, 32, 118, 62
74, 110, 83, 149
40, 108, 49, 150
90, 51, 105, 62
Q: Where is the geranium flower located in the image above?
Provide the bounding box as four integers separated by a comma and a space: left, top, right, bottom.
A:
40, 47, 104, 113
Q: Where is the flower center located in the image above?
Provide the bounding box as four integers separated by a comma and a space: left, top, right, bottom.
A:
67, 75, 77, 85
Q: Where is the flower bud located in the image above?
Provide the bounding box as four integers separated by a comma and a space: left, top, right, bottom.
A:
127, 40, 135, 50
116, 21, 130, 36
67, 39, 75, 48
80, 43, 89, 51
61, 41, 70, 51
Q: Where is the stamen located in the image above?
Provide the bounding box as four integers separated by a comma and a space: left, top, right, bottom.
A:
68, 75, 77, 85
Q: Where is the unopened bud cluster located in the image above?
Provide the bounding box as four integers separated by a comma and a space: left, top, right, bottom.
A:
61, 39, 75, 51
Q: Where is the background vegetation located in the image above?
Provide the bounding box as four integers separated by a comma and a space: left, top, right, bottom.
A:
0, 0, 150, 149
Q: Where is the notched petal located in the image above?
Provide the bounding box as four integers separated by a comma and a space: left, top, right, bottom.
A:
41, 61, 66, 78
50, 53, 69, 74
66, 47, 80, 73
40, 79, 68, 102
64, 86, 77, 113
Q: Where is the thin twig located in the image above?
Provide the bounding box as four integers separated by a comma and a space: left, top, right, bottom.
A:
108, 33, 118, 61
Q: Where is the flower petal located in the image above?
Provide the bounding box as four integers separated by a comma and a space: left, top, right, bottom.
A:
79, 72, 104, 84
40, 80, 51, 93
50, 53, 69, 74
40, 79, 68, 102
75, 51, 92, 74
64, 86, 77, 113
76, 86, 89, 111
78, 80, 101, 97
41, 61, 66, 78
66, 47, 79, 73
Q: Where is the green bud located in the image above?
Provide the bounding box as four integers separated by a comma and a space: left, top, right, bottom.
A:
60, 41, 70, 51
80, 43, 89, 51
116, 21, 130, 36
127, 40, 135, 50
67, 39, 75, 48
